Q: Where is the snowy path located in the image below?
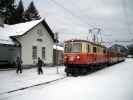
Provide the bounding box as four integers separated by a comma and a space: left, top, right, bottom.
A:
0, 59, 133, 100
0, 66, 65, 94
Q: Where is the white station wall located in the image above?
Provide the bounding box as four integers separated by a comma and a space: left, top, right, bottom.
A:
17, 23, 54, 65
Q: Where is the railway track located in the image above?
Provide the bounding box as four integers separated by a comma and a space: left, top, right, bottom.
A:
0, 76, 67, 96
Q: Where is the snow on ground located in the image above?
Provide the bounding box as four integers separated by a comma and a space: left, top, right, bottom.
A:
0, 59, 133, 100
0, 66, 65, 94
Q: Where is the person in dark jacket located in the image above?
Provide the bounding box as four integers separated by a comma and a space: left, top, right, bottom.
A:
16, 56, 23, 74
37, 57, 43, 75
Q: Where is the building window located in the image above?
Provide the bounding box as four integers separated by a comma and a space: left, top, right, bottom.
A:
32, 46, 37, 59
42, 47, 45, 59
93, 47, 97, 53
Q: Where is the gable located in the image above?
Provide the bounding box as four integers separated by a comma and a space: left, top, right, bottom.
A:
0, 19, 56, 45
11, 20, 56, 43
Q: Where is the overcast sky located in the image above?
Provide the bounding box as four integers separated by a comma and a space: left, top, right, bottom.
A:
22, 0, 133, 46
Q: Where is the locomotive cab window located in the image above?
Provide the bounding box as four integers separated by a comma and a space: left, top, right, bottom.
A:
64, 43, 81, 53
93, 46, 97, 53
71, 43, 81, 53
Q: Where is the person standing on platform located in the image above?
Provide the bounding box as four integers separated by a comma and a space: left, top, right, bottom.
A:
37, 57, 44, 75
16, 56, 23, 74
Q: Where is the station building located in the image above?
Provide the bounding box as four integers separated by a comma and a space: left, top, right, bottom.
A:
0, 18, 56, 67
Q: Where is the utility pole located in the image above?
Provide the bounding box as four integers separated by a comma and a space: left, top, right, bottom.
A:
55, 32, 59, 74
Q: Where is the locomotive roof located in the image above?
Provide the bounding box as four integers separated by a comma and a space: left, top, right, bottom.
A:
65, 39, 106, 48
64, 39, 125, 55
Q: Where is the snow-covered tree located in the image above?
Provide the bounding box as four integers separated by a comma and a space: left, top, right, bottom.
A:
0, 0, 16, 24
14, 0, 25, 23
24, 1, 41, 21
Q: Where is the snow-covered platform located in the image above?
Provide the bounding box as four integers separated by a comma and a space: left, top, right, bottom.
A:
0, 66, 65, 94
0, 59, 133, 100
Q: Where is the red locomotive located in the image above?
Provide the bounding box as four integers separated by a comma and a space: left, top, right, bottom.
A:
64, 39, 125, 76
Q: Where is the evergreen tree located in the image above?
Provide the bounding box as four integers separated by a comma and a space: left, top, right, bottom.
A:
14, 0, 25, 23
0, 0, 12, 15
0, 0, 6, 15
0, 0, 16, 24
24, 1, 41, 21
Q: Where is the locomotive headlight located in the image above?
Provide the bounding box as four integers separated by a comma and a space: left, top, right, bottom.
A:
76, 55, 80, 59
64, 56, 67, 59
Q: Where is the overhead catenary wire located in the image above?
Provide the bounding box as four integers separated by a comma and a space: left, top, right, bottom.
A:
48, 0, 120, 43
122, 0, 132, 34
48, 0, 94, 28
48, 0, 133, 44
101, 40, 133, 43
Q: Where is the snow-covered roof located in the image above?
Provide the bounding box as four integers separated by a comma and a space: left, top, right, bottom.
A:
53, 45, 64, 51
0, 19, 46, 45
0, 38, 15, 45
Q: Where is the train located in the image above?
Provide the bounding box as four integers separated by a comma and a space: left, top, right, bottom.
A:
64, 39, 126, 76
